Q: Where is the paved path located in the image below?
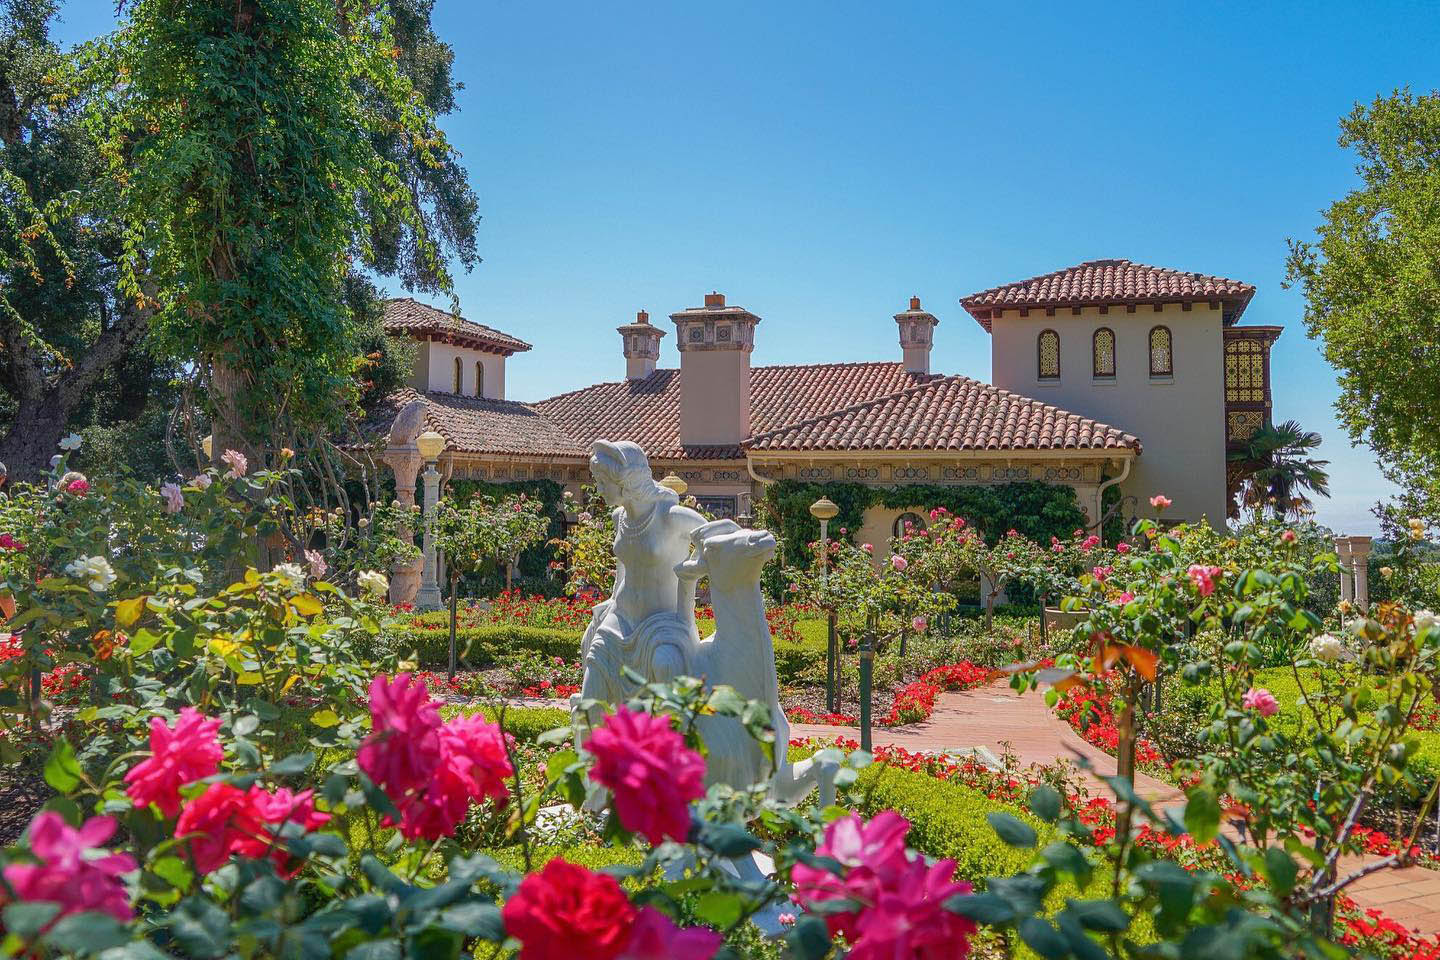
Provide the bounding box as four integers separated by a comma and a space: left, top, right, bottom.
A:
792, 681, 1440, 936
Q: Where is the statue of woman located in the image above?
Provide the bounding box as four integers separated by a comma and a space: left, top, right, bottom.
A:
578, 441, 706, 704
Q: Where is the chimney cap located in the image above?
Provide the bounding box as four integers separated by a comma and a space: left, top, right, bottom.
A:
704, 291, 726, 308
909, 295, 921, 310
636, 309, 649, 324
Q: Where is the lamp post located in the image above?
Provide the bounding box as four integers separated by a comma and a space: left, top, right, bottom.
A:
860, 621, 874, 753
415, 430, 446, 611
809, 497, 839, 713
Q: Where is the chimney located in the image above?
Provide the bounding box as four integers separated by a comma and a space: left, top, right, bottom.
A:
671, 292, 760, 447
894, 295, 940, 375
617, 309, 666, 380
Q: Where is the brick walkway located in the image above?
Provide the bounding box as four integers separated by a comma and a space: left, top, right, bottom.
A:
792, 681, 1440, 936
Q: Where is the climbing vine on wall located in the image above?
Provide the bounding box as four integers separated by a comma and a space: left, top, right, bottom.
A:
756, 479, 1089, 571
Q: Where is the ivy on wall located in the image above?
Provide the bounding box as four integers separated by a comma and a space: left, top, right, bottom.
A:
756, 479, 1090, 571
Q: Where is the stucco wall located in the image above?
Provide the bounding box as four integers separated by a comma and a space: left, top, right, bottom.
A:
989, 303, 1226, 526
411, 341, 507, 399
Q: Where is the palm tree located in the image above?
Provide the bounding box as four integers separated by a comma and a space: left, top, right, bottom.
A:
1229, 420, 1331, 517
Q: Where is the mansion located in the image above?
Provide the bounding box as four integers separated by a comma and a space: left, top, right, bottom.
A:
374, 259, 1281, 547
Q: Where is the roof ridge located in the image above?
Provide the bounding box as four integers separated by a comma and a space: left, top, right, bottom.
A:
532, 369, 677, 406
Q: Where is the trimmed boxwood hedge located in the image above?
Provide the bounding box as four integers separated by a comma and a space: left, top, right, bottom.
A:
389, 624, 582, 668
442, 704, 572, 742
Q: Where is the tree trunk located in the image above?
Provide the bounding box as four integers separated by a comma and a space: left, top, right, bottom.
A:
0, 397, 71, 482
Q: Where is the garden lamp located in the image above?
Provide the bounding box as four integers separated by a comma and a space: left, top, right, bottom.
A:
416, 430, 446, 463
809, 496, 840, 712
201, 434, 213, 460
659, 473, 688, 496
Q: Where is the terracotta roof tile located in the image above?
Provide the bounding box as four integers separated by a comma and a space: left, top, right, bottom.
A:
383, 298, 532, 354
533, 362, 934, 461
743, 376, 1141, 454
370, 388, 585, 458
961, 259, 1254, 330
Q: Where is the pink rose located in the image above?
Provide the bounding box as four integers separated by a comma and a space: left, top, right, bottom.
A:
220, 448, 248, 478
2, 813, 135, 922
395, 712, 513, 840
358, 674, 444, 805
1187, 564, 1223, 598
124, 707, 223, 817
0, 533, 24, 551
1281, 530, 1297, 543
861, 543, 873, 554
1116, 592, 1135, 605
191, 473, 212, 490
617, 906, 723, 960
1116, 542, 1131, 554
160, 482, 184, 514
792, 811, 912, 938
584, 707, 706, 845
890, 554, 908, 572
304, 548, 327, 579
1242, 687, 1279, 717
65, 478, 90, 495
177, 783, 329, 876
912, 616, 928, 633
1149, 494, 1172, 510
502, 859, 636, 960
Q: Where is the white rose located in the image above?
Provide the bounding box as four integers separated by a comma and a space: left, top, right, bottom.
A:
1415, 609, 1438, 633
191, 474, 212, 491
273, 562, 306, 593
65, 555, 116, 592
58, 434, 82, 452
356, 569, 389, 597
1309, 633, 1345, 663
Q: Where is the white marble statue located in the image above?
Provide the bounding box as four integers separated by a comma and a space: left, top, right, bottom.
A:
576, 440, 835, 805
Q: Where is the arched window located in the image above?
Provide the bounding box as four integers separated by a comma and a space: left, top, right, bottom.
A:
452, 356, 463, 394
892, 511, 926, 540
1149, 326, 1173, 377
475, 360, 485, 398
1037, 329, 1060, 380
1092, 327, 1116, 378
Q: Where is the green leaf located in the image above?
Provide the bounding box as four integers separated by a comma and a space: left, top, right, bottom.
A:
43, 738, 83, 793
42, 912, 132, 954
310, 709, 340, 729
1029, 785, 1063, 822
169, 897, 231, 959
1065, 899, 1129, 933
1018, 916, 1070, 959
784, 914, 832, 960
945, 892, 1015, 925
986, 812, 1039, 848
3, 902, 61, 939
272, 752, 316, 775
1261, 846, 1299, 897
696, 823, 759, 857
1183, 787, 1221, 845
436, 901, 504, 941
694, 891, 743, 929
345, 942, 401, 960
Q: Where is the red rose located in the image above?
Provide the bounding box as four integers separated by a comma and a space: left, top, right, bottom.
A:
502, 859, 636, 960
583, 707, 706, 845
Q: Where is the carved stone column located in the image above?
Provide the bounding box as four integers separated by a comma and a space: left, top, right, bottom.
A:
382, 443, 423, 605
1334, 536, 1355, 606
416, 462, 443, 611
1348, 536, 1373, 611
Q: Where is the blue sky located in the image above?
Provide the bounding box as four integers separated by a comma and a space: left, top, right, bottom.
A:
53, 1, 1440, 535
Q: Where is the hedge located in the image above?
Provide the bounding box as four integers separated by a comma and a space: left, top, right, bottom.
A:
392, 619, 830, 684
389, 624, 581, 668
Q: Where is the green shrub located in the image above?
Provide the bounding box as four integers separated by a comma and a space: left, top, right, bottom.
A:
388, 623, 582, 667
442, 704, 572, 742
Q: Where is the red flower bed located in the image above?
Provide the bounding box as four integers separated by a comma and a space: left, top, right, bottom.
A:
1053, 685, 1166, 769
786, 662, 995, 729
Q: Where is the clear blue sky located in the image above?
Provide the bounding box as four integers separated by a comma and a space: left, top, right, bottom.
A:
54, 1, 1440, 535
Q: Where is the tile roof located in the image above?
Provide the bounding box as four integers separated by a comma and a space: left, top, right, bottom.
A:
383, 298, 532, 354
533, 362, 934, 461
368, 365, 1140, 461
743, 375, 1142, 454
370, 388, 586, 458
961, 259, 1255, 330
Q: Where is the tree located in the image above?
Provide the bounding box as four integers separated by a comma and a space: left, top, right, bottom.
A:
84, 0, 479, 471
1230, 419, 1332, 518
1286, 88, 1440, 523
0, 0, 161, 481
